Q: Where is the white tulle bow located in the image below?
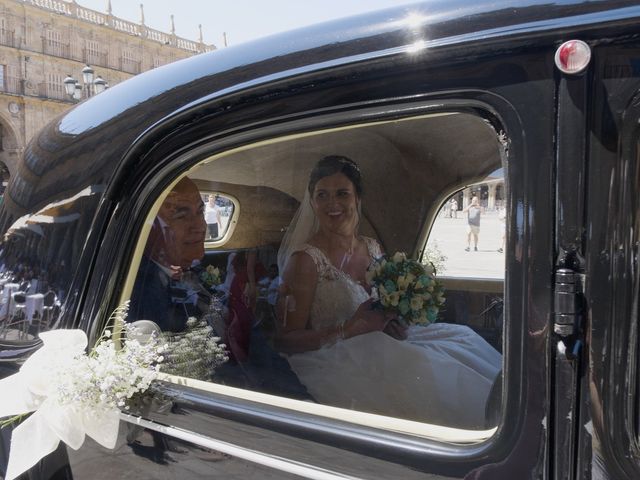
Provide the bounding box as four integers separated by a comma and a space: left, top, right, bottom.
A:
0, 329, 120, 480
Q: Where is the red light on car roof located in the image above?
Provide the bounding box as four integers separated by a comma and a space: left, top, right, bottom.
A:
555, 40, 591, 74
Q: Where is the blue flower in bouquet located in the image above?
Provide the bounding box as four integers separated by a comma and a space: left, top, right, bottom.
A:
366, 251, 445, 326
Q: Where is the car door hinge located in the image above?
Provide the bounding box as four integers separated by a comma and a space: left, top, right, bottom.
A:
554, 267, 585, 359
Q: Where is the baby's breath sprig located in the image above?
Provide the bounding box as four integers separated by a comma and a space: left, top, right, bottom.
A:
54, 323, 166, 411
161, 317, 228, 380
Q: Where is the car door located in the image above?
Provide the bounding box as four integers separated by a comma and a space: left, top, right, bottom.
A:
60, 24, 557, 480
4, 4, 640, 480
572, 35, 640, 480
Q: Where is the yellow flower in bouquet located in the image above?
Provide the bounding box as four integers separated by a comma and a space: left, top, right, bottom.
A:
367, 251, 445, 325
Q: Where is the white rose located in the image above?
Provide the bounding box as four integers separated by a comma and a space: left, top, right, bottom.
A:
392, 252, 406, 263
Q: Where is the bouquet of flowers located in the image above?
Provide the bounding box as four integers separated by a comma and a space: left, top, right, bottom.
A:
200, 264, 223, 289
161, 317, 228, 381
0, 302, 167, 480
366, 251, 445, 326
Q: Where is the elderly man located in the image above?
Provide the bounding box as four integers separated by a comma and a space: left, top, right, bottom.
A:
128, 177, 207, 332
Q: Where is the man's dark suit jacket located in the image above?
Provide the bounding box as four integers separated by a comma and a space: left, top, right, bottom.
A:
128, 256, 198, 332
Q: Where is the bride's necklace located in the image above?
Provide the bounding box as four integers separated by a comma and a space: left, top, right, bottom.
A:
337, 237, 357, 271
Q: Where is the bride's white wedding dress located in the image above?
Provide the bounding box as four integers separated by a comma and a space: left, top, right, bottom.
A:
286, 238, 502, 429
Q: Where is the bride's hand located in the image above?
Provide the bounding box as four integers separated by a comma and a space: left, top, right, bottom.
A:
344, 299, 389, 338
383, 319, 408, 340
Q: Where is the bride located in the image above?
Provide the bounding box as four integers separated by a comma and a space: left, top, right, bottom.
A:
276, 155, 501, 429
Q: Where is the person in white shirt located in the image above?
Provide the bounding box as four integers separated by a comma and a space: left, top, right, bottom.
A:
205, 194, 222, 239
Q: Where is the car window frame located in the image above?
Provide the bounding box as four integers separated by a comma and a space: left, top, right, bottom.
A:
119, 107, 505, 429
79, 93, 532, 470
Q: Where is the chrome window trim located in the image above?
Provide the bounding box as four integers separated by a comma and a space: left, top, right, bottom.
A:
120, 412, 363, 480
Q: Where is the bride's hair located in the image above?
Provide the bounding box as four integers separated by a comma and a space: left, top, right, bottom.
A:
307, 155, 363, 196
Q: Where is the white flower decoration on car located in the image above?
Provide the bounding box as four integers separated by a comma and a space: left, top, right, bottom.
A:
0, 324, 165, 480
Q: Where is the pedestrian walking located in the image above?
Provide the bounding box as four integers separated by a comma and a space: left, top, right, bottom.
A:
450, 198, 458, 218
463, 196, 481, 251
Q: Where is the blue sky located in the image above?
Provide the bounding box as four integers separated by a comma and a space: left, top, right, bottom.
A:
78, 0, 419, 47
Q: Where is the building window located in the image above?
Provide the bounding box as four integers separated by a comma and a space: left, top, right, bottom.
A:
85, 39, 101, 66
5, 65, 19, 94
0, 65, 5, 91
122, 47, 140, 74
47, 73, 65, 100
45, 29, 67, 57
0, 17, 12, 47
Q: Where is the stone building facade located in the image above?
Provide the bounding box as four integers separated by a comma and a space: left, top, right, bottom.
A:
464, 175, 505, 211
449, 169, 505, 214
0, 0, 214, 179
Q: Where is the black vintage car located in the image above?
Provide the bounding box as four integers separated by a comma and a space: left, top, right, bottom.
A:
1, 0, 639, 478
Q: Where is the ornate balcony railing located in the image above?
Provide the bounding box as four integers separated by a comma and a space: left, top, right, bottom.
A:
121, 59, 141, 75
0, 1, 217, 104
42, 39, 71, 59
24, 0, 214, 53
83, 50, 109, 68
37, 81, 66, 101
1, 76, 23, 96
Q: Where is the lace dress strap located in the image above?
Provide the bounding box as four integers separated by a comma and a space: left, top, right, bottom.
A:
362, 236, 383, 260
297, 244, 335, 280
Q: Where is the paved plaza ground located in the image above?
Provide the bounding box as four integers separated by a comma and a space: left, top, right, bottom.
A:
426, 210, 505, 279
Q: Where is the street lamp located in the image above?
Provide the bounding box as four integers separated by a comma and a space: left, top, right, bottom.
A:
63, 65, 109, 100
93, 76, 107, 94
81, 64, 94, 86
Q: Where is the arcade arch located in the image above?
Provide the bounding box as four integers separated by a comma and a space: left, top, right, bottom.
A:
0, 113, 22, 179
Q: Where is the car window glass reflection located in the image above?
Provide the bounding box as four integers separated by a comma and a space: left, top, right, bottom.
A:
127, 178, 209, 333
125, 113, 506, 434
0, 187, 103, 342
201, 192, 234, 241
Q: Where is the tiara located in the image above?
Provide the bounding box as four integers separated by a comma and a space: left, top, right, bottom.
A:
326, 155, 360, 173
339, 157, 360, 172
